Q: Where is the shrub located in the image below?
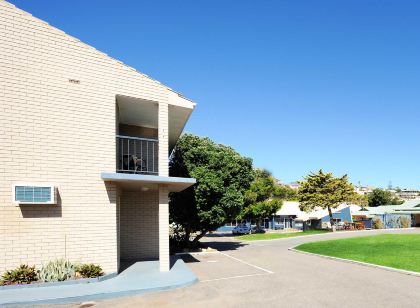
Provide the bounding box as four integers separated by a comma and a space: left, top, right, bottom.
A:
169, 225, 194, 254
170, 232, 190, 254
0, 265, 38, 285
76, 264, 103, 278
37, 259, 76, 282
372, 217, 384, 229
399, 216, 411, 228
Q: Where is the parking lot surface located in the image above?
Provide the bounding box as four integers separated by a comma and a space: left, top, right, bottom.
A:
50, 228, 420, 308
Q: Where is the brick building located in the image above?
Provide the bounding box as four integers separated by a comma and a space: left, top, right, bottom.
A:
0, 0, 195, 274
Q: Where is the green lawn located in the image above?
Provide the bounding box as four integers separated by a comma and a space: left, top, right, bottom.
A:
235, 230, 329, 241
295, 234, 420, 273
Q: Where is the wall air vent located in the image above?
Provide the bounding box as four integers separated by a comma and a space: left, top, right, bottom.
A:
13, 185, 56, 205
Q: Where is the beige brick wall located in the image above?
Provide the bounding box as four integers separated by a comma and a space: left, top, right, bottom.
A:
0, 1, 190, 273
119, 190, 159, 261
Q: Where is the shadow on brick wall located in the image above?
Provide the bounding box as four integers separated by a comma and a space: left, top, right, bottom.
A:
19, 190, 62, 218
104, 181, 117, 204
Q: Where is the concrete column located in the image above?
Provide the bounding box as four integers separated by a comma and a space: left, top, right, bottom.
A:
158, 101, 170, 271
158, 102, 169, 177
158, 186, 170, 271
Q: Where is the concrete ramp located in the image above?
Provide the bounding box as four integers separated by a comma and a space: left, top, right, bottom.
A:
0, 259, 197, 307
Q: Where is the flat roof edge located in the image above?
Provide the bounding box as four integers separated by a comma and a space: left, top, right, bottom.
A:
101, 172, 196, 185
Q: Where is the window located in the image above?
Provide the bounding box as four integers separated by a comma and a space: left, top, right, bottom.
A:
13, 185, 55, 204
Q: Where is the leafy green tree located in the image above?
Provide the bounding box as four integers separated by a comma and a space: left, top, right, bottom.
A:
274, 185, 298, 201
367, 188, 403, 207
349, 193, 369, 208
298, 170, 356, 230
169, 134, 254, 247
238, 169, 283, 230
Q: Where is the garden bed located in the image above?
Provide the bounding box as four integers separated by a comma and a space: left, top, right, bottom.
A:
0, 260, 107, 288
0, 272, 116, 290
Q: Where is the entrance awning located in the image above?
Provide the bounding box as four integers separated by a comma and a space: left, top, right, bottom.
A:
101, 172, 196, 192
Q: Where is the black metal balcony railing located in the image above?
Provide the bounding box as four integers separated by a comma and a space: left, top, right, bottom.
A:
116, 135, 158, 175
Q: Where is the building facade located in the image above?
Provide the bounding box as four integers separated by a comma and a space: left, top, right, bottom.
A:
0, 0, 195, 274
396, 189, 420, 200
354, 186, 373, 196
217, 202, 361, 231
353, 200, 420, 228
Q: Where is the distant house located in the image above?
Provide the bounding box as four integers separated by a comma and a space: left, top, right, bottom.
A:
218, 200, 420, 233
396, 189, 420, 200
288, 182, 301, 190
354, 186, 373, 196
295, 204, 361, 229
217, 202, 361, 232
353, 200, 420, 228
393, 200, 420, 226
217, 201, 305, 232
270, 201, 304, 229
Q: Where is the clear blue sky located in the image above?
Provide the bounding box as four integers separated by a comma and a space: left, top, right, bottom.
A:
10, 0, 420, 188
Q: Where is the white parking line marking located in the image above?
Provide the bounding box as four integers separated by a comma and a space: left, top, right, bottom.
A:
201, 273, 270, 283
207, 260, 218, 263
218, 251, 274, 274
175, 251, 218, 256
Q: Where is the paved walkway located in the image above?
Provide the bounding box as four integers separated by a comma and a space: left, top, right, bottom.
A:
0, 260, 196, 307
92, 228, 420, 308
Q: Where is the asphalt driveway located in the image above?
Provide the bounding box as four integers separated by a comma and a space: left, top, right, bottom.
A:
82, 229, 420, 307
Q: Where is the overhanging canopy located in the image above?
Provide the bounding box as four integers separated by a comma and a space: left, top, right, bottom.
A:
101, 172, 196, 192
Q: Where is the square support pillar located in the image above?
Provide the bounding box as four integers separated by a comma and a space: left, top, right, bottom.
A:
158, 186, 170, 272
158, 101, 169, 272
158, 102, 169, 177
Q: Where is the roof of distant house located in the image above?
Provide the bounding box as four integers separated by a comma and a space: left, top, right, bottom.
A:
274, 201, 363, 221
353, 200, 420, 216
294, 204, 361, 221
275, 201, 303, 216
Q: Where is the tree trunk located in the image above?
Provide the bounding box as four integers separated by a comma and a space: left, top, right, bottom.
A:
184, 227, 191, 247
327, 206, 335, 232
191, 229, 207, 247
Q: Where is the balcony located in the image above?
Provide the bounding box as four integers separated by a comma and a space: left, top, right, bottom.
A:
116, 135, 158, 175
102, 95, 196, 191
